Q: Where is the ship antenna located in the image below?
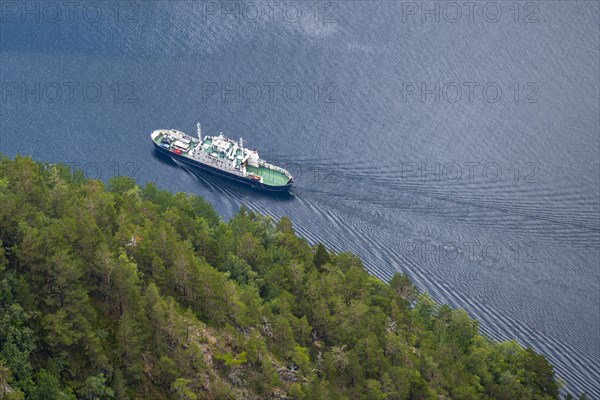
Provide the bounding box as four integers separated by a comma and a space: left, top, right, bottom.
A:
196, 122, 202, 141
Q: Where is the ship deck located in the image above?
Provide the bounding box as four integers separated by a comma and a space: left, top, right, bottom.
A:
246, 165, 290, 186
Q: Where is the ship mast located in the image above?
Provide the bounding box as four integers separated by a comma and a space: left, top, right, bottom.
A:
239, 137, 243, 148
196, 122, 202, 142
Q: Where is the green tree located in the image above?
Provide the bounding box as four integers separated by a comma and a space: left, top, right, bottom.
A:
172, 378, 197, 400
107, 176, 136, 195
29, 369, 75, 400
291, 345, 311, 375
313, 243, 330, 270
79, 373, 115, 400
389, 272, 418, 304
520, 348, 559, 398
0, 302, 35, 392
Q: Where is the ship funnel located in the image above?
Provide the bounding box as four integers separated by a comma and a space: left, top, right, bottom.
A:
196, 122, 202, 141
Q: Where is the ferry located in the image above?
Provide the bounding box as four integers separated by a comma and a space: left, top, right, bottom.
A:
151, 122, 293, 192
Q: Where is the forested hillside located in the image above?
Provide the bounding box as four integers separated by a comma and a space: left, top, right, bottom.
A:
0, 155, 564, 399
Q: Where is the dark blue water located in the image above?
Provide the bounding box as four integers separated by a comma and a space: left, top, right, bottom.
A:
1, 1, 599, 397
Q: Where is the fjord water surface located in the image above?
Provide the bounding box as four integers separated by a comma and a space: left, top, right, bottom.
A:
1, 1, 598, 397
